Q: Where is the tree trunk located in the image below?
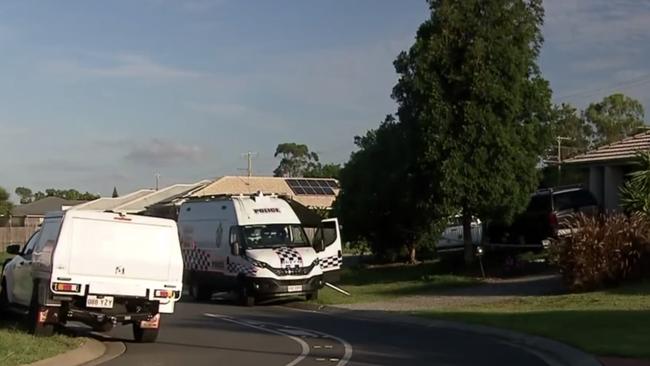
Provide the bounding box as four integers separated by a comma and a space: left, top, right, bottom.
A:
463, 209, 475, 265
407, 244, 417, 264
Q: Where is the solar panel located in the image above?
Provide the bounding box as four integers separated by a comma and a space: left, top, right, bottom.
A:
285, 178, 338, 196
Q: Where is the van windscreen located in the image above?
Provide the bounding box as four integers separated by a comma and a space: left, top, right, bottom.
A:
240, 224, 309, 249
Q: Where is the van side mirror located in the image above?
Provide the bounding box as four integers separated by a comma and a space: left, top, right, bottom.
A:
231, 242, 241, 256
6, 244, 21, 255
229, 227, 241, 256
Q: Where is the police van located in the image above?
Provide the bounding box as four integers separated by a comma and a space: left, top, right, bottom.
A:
177, 192, 342, 305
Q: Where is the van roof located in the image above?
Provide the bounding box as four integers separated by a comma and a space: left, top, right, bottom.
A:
46, 210, 176, 226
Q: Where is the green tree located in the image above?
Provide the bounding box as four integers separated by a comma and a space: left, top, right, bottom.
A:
14, 186, 34, 204
585, 93, 645, 146
31, 189, 99, 201
112, 187, 119, 198
0, 186, 13, 218
550, 103, 594, 157
392, 0, 553, 264
304, 163, 342, 179
620, 151, 650, 216
273, 143, 320, 177
335, 116, 437, 262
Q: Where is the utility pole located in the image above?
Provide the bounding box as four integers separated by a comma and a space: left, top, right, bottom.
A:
241, 152, 258, 177
556, 136, 571, 186
155, 173, 161, 191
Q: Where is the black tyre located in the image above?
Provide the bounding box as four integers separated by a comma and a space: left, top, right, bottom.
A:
190, 280, 211, 302
132, 323, 159, 343
29, 291, 55, 337
239, 288, 255, 307
306, 291, 318, 301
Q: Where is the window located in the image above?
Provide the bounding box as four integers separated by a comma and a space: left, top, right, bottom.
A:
22, 230, 41, 258
554, 190, 598, 211
239, 224, 309, 249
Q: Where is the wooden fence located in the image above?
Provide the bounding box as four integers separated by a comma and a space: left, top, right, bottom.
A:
0, 227, 39, 250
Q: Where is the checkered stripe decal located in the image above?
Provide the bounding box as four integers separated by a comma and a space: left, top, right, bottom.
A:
182, 249, 211, 271
320, 255, 342, 270
274, 247, 303, 268
227, 262, 258, 276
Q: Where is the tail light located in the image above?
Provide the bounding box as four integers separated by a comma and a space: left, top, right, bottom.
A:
549, 212, 559, 235
53, 282, 81, 293
154, 289, 179, 299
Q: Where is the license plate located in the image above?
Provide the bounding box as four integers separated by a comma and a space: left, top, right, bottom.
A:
86, 295, 114, 309
287, 285, 302, 293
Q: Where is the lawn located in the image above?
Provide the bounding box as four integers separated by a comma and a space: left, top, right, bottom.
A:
417, 281, 650, 359
315, 261, 481, 305
0, 322, 82, 366
0, 252, 13, 264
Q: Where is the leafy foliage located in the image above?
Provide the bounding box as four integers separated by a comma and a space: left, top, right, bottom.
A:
112, 187, 119, 198
30, 188, 99, 202
335, 115, 438, 261
0, 186, 12, 217
304, 163, 341, 179
550, 103, 593, 157
14, 187, 33, 204
585, 93, 645, 146
620, 151, 650, 216
392, 0, 553, 263
549, 213, 650, 291
273, 143, 320, 177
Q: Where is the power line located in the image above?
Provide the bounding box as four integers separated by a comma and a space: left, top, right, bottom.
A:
557, 73, 650, 100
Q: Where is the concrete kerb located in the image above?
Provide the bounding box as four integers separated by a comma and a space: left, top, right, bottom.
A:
285, 303, 602, 366
24, 338, 108, 366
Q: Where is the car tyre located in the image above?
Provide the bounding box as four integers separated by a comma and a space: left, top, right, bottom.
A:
190, 280, 211, 302
0, 278, 9, 315
306, 291, 318, 301
132, 323, 159, 343
239, 288, 255, 307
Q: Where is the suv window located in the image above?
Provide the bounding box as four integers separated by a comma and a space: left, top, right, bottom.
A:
22, 230, 41, 258
527, 194, 552, 212
554, 190, 598, 211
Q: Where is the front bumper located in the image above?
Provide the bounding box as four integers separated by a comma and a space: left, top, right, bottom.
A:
245, 276, 324, 298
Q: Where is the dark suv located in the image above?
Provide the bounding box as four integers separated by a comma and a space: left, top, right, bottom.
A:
487, 186, 600, 249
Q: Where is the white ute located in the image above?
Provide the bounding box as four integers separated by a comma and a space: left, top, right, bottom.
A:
0, 210, 183, 342
178, 192, 342, 306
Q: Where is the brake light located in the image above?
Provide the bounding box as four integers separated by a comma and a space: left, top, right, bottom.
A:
154, 289, 176, 299
549, 212, 559, 228
53, 282, 81, 293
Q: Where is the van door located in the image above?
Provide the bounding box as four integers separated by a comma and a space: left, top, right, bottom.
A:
313, 218, 342, 273
10, 231, 41, 306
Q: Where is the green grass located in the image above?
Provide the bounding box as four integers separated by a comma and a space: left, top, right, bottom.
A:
315, 261, 480, 305
0, 252, 13, 264
417, 281, 650, 359
0, 327, 82, 366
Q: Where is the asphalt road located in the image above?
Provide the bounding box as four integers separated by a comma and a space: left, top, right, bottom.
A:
94, 299, 550, 366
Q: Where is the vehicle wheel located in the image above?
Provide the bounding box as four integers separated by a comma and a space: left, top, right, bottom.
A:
29, 291, 55, 337
239, 288, 255, 307
132, 323, 159, 343
306, 291, 318, 301
190, 281, 211, 302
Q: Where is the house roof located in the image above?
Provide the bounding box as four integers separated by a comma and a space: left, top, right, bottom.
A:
190, 176, 339, 209
72, 189, 156, 211
113, 181, 211, 213
565, 130, 650, 164
12, 197, 87, 217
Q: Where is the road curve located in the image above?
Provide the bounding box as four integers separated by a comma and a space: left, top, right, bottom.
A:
92, 300, 549, 366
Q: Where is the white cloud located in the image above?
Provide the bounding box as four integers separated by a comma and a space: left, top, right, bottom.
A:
124, 138, 206, 166
44, 53, 203, 81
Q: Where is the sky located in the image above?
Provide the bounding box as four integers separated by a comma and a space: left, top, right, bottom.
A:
0, 0, 649, 198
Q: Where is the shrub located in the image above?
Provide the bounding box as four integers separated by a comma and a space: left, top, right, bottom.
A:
549, 213, 650, 291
